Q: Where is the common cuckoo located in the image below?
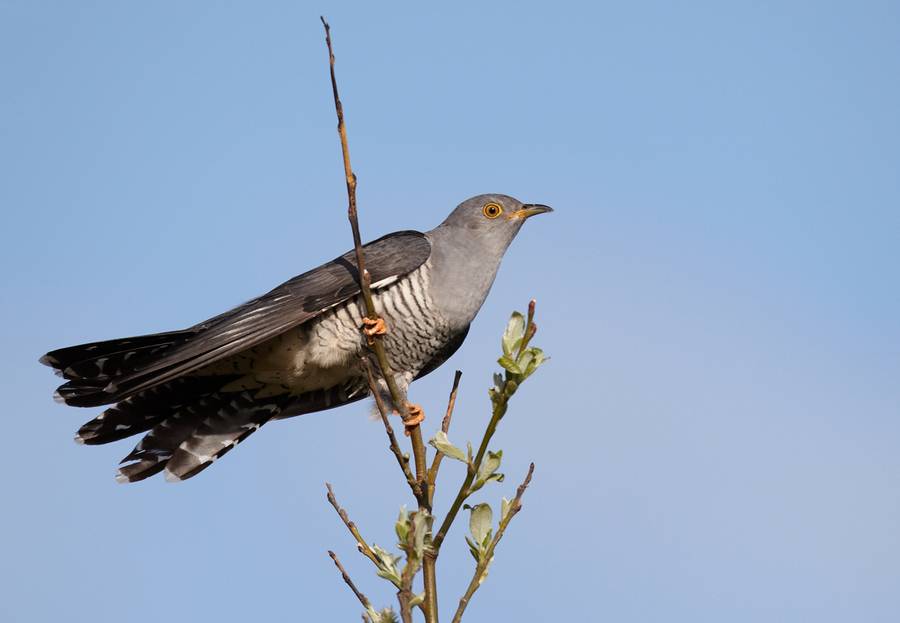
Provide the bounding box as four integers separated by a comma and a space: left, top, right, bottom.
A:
40, 194, 552, 482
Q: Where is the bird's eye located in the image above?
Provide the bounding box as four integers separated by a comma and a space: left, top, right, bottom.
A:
482, 202, 503, 219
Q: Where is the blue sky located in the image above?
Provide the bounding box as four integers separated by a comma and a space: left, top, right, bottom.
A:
2, 1, 899, 621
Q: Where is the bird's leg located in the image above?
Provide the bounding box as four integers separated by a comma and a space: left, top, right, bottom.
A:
401, 402, 425, 435
361, 316, 387, 344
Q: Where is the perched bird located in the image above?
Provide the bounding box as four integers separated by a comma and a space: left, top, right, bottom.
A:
40, 194, 552, 482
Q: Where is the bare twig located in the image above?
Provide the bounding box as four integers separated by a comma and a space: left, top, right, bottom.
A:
441, 371, 463, 434
320, 18, 435, 622
319, 15, 428, 490
328, 549, 373, 612
450, 464, 535, 623
326, 483, 380, 568
426, 370, 463, 504
364, 359, 420, 496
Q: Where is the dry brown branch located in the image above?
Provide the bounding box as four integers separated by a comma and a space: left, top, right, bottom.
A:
320, 17, 436, 621
441, 371, 463, 434
364, 359, 419, 496
328, 549, 373, 613
319, 16, 427, 467
426, 370, 463, 505
325, 483, 380, 568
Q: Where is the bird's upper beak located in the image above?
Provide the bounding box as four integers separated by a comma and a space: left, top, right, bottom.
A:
510, 204, 554, 220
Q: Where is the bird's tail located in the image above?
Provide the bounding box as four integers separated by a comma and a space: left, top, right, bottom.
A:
41, 333, 344, 482
73, 376, 234, 446
42, 331, 287, 482
115, 390, 287, 483
40, 330, 194, 407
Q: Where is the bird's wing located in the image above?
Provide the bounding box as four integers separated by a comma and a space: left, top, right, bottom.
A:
49, 231, 430, 404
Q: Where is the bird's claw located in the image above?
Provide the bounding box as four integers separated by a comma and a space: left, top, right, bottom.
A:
361, 317, 387, 344
401, 403, 424, 435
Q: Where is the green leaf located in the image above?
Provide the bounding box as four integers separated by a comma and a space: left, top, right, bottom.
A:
478, 450, 502, 481
524, 347, 547, 377
468, 502, 493, 546
394, 506, 409, 544
469, 450, 504, 493
428, 431, 467, 462
375, 567, 401, 587
411, 509, 429, 560
380, 609, 400, 623
470, 473, 504, 494
501, 497, 512, 520
481, 526, 494, 550
502, 311, 525, 356
517, 350, 534, 375
372, 544, 402, 587
465, 535, 480, 561
498, 355, 522, 375
409, 593, 425, 608
367, 607, 399, 623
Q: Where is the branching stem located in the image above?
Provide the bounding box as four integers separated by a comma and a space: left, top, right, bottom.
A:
426, 370, 463, 506
326, 483, 381, 569
320, 16, 427, 492
450, 464, 535, 623
364, 359, 420, 496
432, 394, 503, 550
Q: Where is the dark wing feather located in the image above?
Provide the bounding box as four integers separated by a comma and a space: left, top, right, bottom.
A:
41, 330, 194, 381
103, 231, 430, 401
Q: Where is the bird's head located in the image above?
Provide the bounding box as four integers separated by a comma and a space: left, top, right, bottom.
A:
438, 194, 553, 250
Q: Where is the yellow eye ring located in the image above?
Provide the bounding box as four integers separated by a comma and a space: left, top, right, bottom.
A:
482, 202, 503, 219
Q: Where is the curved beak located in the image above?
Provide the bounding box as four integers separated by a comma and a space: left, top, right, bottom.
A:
512, 204, 554, 220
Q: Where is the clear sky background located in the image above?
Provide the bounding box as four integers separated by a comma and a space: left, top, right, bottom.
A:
2, 1, 899, 621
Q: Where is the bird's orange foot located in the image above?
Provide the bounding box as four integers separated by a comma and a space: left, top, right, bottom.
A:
361, 317, 387, 344
402, 403, 425, 435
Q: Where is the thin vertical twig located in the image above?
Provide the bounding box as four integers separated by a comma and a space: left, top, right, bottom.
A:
441, 371, 463, 434
319, 16, 428, 489
397, 522, 418, 623
320, 17, 436, 622
421, 369, 462, 619
364, 359, 420, 496
426, 370, 463, 504
450, 464, 535, 623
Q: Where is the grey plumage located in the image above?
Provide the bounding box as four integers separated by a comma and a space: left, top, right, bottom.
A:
40, 194, 552, 482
